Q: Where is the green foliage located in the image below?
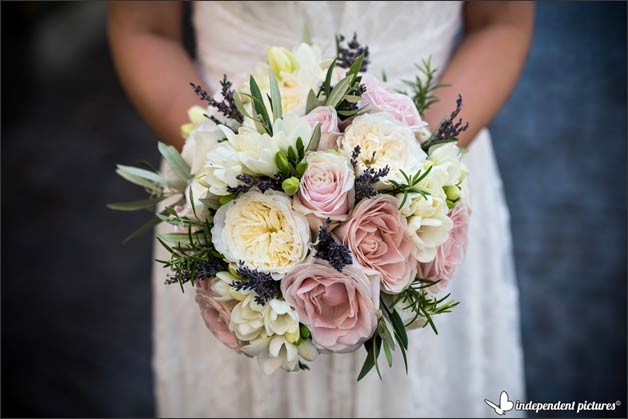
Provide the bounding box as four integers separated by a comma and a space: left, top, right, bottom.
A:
268, 73, 283, 121
158, 141, 192, 183
156, 211, 218, 293
246, 75, 274, 135
386, 166, 433, 210
357, 301, 408, 381
316, 54, 367, 120
399, 57, 449, 118
358, 278, 458, 380
391, 278, 460, 335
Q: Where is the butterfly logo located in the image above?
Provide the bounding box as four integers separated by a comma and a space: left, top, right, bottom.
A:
484, 391, 515, 415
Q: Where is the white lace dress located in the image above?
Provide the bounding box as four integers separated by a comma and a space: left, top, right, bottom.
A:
152, 2, 526, 417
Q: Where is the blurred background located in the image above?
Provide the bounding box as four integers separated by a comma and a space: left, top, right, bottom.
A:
1, 2, 626, 417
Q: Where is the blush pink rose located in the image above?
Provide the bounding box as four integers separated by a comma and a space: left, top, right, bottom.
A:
417, 203, 469, 291
293, 151, 355, 228
305, 106, 340, 150
194, 279, 241, 350
337, 195, 418, 294
281, 260, 380, 353
360, 74, 426, 129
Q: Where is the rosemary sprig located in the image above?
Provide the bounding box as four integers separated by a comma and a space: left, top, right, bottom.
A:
399, 57, 449, 118
391, 278, 460, 335
386, 166, 433, 210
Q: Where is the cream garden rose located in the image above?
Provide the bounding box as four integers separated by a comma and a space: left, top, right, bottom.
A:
211, 191, 310, 276
339, 112, 427, 188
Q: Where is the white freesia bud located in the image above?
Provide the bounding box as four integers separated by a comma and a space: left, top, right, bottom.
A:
297, 339, 319, 361
229, 295, 265, 341
267, 47, 298, 79
211, 271, 247, 302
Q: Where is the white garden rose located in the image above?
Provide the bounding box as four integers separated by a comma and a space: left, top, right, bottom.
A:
426, 142, 463, 187
339, 112, 427, 188
211, 191, 311, 276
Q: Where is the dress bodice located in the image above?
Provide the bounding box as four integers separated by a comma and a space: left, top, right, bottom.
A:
193, 1, 462, 90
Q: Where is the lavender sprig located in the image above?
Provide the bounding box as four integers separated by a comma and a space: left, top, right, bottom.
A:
351, 146, 390, 201
336, 33, 370, 72
314, 221, 353, 272
190, 74, 244, 124
230, 263, 281, 305
226, 173, 284, 195
425, 94, 469, 147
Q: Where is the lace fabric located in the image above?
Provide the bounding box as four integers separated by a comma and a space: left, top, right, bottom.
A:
152, 2, 526, 417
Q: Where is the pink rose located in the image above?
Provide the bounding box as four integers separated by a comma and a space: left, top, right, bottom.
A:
194, 279, 241, 351
360, 74, 426, 129
337, 195, 418, 294
281, 260, 380, 353
305, 106, 340, 150
293, 151, 355, 228
417, 203, 469, 291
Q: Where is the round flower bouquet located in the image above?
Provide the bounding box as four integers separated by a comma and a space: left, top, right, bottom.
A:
110, 34, 471, 379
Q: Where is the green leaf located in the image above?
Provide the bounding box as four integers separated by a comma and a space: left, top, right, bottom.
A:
389, 308, 409, 350
347, 53, 364, 78
122, 215, 162, 245
268, 72, 283, 121
325, 76, 352, 108
306, 122, 321, 152
323, 58, 337, 97
158, 142, 192, 182
107, 196, 166, 211
115, 168, 162, 193
159, 232, 205, 244
372, 335, 383, 380
357, 338, 376, 381
116, 165, 173, 190
249, 76, 273, 135
234, 91, 255, 120
305, 89, 319, 114
382, 338, 393, 368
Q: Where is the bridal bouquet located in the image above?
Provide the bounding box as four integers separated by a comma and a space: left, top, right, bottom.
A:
110, 34, 471, 379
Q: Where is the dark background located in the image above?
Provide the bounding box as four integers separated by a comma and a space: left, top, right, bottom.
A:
1, 2, 626, 417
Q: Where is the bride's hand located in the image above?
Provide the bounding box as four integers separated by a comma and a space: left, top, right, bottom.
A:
108, 1, 205, 150
423, 1, 534, 148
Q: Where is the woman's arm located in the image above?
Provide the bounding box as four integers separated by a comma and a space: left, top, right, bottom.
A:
108, 1, 204, 150
423, 1, 535, 148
